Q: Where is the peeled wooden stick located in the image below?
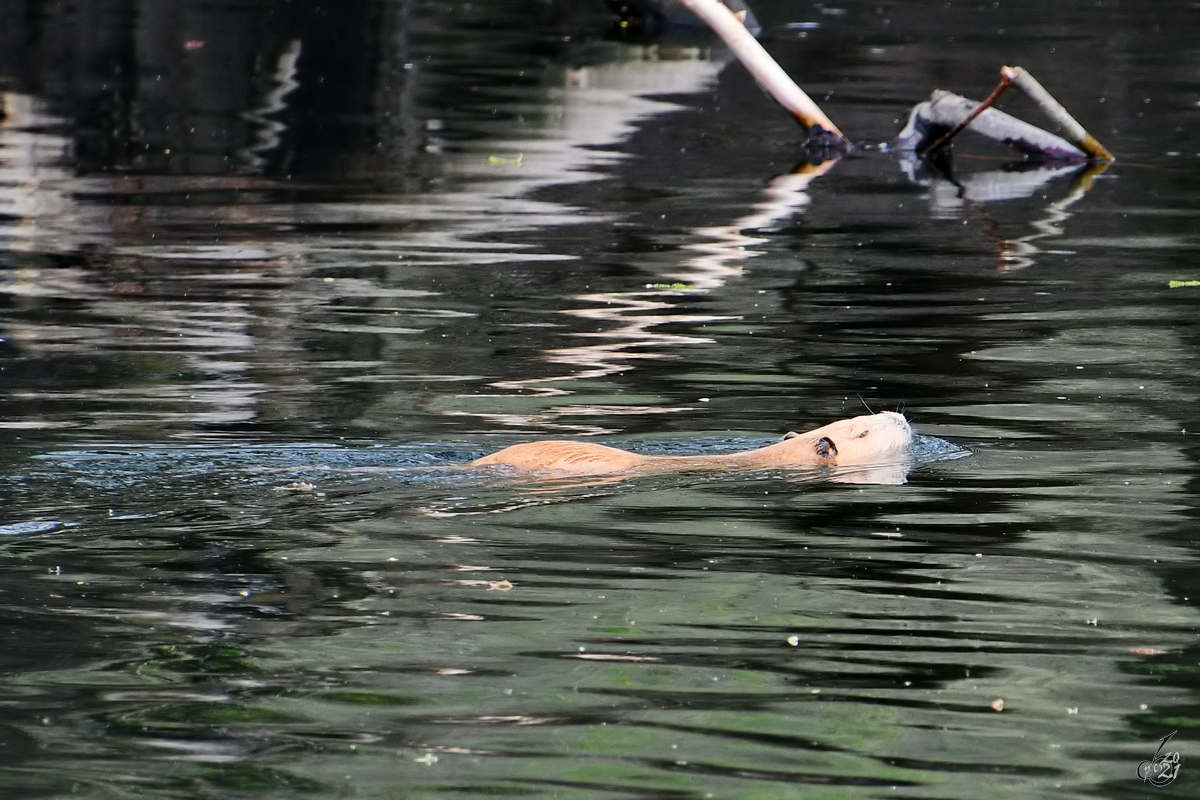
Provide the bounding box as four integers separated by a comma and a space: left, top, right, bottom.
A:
1001, 66, 1113, 161
678, 0, 847, 147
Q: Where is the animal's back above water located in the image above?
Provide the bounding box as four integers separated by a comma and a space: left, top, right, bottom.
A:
471, 411, 913, 477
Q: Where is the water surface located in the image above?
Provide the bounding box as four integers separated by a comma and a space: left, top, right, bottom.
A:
2, 0, 1199, 797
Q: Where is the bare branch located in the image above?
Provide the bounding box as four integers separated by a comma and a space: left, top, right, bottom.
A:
1001, 66, 1114, 161
678, 0, 847, 148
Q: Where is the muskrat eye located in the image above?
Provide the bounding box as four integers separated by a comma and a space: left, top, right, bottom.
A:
815, 437, 837, 459
782, 431, 800, 441
857, 430, 870, 438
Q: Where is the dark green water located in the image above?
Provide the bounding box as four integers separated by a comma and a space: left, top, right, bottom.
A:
2, 0, 1199, 797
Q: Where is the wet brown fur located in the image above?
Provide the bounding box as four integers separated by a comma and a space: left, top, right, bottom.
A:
471, 411, 912, 477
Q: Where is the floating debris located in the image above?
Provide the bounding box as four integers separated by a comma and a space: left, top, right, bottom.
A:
898, 90, 1087, 161
678, 2, 1108, 162
900, 66, 1112, 162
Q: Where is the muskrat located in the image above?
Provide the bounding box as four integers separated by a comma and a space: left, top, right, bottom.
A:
471, 411, 913, 477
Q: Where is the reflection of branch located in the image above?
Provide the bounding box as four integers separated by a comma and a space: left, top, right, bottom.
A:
490, 293, 734, 396
0, 93, 87, 254
436, 292, 735, 434
674, 159, 838, 288
446, 161, 837, 433
239, 40, 302, 173
993, 160, 1110, 271
899, 155, 1086, 217
897, 152, 1107, 270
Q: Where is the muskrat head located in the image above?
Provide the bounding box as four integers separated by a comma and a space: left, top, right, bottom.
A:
778, 411, 913, 465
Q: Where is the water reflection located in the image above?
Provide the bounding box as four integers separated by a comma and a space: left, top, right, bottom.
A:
0, 93, 101, 256
436, 156, 843, 433
682, 158, 837, 287
444, 141, 1113, 433
1, 29, 746, 435
0, 13, 1119, 439
239, 38, 303, 174
986, 163, 1111, 271
897, 153, 1111, 270
3, 0, 1200, 797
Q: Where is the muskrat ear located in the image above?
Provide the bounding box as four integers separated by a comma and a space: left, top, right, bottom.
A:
781, 431, 800, 441
815, 436, 838, 459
